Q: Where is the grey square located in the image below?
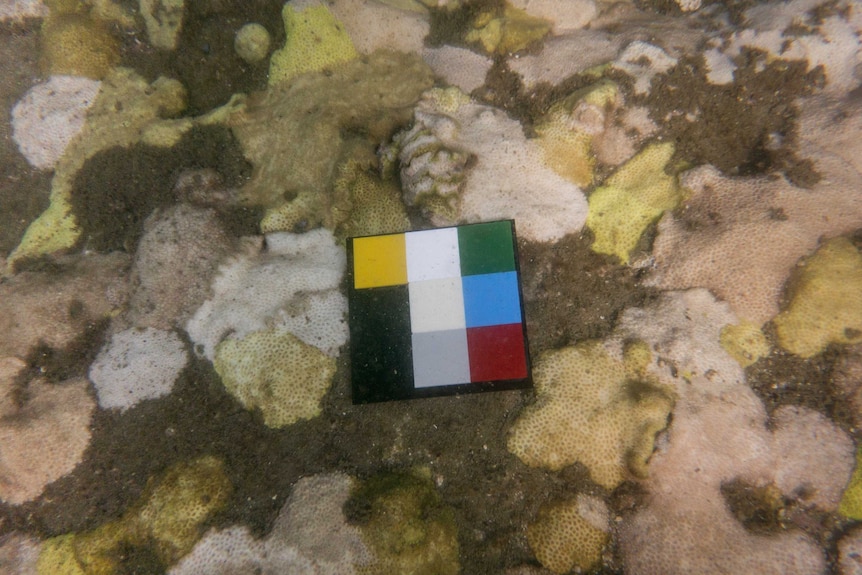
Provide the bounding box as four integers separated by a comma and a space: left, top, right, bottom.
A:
411, 329, 471, 388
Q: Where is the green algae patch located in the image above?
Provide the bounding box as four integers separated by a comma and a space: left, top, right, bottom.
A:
228, 50, 433, 233
773, 237, 862, 358
586, 141, 681, 264
268, 2, 358, 86
36, 456, 231, 575
347, 468, 460, 575
214, 328, 337, 428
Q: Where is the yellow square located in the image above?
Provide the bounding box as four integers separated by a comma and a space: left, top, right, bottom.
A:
353, 234, 407, 289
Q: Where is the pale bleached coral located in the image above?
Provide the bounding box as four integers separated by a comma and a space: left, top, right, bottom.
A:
88, 327, 188, 411
706, 0, 862, 94
330, 0, 430, 55
0, 0, 47, 22
0, 253, 129, 359
421, 45, 493, 94
11, 75, 101, 170
0, 534, 39, 575
611, 289, 854, 574
386, 87, 589, 242
0, 359, 95, 505
186, 229, 347, 362
169, 473, 371, 575
127, 204, 234, 331
648, 94, 862, 326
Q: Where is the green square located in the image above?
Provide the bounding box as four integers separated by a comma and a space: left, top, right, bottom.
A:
458, 221, 516, 276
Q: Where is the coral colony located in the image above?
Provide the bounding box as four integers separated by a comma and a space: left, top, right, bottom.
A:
2, 0, 862, 573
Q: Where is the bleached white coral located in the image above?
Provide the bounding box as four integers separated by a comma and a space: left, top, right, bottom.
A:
168, 473, 370, 575
11, 76, 101, 170
88, 327, 188, 411
0, 0, 47, 22
186, 229, 347, 361
385, 88, 589, 243
612, 290, 854, 574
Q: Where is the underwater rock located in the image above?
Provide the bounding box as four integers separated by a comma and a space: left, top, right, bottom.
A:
0, 252, 129, 359
127, 203, 235, 331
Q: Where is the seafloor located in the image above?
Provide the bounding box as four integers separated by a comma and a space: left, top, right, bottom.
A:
1, 0, 862, 574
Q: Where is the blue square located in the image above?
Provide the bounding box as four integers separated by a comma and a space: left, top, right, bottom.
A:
462, 271, 522, 328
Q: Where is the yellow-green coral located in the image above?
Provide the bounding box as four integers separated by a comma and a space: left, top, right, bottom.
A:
8, 68, 187, 272
466, 4, 550, 55
586, 141, 681, 264
840, 445, 862, 519
40, 8, 120, 79
507, 341, 675, 489
268, 2, 358, 86
527, 496, 609, 574
720, 321, 771, 367
536, 80, 621, 188
37, 456, 231, 575
350, 468, 460, 575
214, 328, 337, 428
334, 157, 410, 240
773, 237, 862, 358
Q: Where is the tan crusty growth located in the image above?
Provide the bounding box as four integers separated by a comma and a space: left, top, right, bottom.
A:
507, 341, 674, 489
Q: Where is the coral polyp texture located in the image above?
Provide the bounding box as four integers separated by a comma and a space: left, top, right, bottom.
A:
507, 340, 675, 489
4, 0, 862, 572
527, 494, 609, 574
773, 236, 862, 358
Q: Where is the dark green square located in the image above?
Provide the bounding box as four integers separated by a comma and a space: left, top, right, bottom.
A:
458, 220, 516, 276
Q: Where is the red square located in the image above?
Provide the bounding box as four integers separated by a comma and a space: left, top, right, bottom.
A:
467, 323, 528, 382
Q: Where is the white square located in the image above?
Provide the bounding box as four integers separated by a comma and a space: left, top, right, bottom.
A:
405, 228, 461, 282
409, 277, 466, 333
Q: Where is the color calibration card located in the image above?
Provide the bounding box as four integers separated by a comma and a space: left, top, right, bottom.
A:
348, 220, 532, 404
